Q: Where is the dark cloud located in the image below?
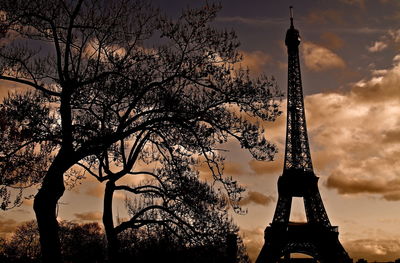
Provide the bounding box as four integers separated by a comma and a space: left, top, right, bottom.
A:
298, 57, 400, 201
344, 239, 400, 262
319, 32, 345, 50
382, 130, 400, 144
240, 191, 274, 206
223, 161, 247, 176
326, 171, 400, 201
238, 50, 271, 76
305, 9, 346, 25
340, 0, 366, 9
0, 217, 18, 236
74, 211, 102, 221
249, 159, 282, 176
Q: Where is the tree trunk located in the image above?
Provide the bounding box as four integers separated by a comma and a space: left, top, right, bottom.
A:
33, 151, 72, 263
103, 180, 120, 262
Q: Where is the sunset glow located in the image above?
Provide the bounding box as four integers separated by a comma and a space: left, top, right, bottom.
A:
1, 1, 400, 262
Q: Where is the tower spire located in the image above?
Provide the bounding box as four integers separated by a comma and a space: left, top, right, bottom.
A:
255, 8, 352, 263
289, 6, 294, 28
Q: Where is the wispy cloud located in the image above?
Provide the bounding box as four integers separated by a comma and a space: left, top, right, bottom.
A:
305, 9, 346, 25
0, 217, 18, 237
344, 239, 400, 261
297, 54, 400, 201
238, 50, 271, 76
340, 0, 366, 9
240, 191, 275, 206
367, 41, 388, 52
319, 32, 345, 50
302, 42, 346, 71
74, 211, 102, 221
216, 16, 285, 26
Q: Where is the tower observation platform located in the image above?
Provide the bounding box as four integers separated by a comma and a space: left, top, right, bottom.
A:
255, 7, 352, 263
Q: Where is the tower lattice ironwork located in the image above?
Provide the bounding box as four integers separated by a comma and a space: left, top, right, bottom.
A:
256, 7, 352, 263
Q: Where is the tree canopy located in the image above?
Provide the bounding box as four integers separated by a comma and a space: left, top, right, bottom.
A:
0, 0, 282, 261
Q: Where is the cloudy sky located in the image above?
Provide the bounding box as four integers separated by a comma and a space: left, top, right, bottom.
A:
2, 0, 400, 262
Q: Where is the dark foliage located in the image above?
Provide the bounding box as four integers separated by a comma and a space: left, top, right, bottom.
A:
0, 220, 249, 263
0, 0, 282, 261
0, 221, 105, 263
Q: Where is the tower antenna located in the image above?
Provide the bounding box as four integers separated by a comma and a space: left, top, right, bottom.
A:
255, 7, 352, 263
289, 6, 294, 27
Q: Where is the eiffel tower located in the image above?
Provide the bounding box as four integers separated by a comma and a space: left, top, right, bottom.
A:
255, 7, 352, 263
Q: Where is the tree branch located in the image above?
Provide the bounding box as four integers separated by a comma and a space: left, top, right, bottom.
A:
0, 76, 60, 96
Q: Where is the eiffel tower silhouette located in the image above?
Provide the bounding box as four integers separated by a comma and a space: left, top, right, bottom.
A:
255, 7, 352, 263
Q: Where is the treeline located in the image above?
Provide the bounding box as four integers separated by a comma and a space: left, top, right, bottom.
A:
0, 220, 249, 263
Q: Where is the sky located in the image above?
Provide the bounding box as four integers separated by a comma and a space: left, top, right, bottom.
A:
1, 0, 400, 262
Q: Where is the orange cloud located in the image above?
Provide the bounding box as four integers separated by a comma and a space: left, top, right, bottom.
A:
22, 198, 34, 207
240, 191, 274, 206
223, 52, 400, 203
0, 79, 28, 101
296, 54, 400, 201
389, 29, 400, 44
223, 161, 247, 176
238, 50, 271, 76
351, 62, 400, 102
249, 158, 282, 176
196, 153, 249, 181
85, 183, 105, 198
344, 239, 400, 262
326, 171, 400, 197
0, 217, 18, 236
367, 41, 388, 52
305, 9, 345, 25
340, 0, 366, 8
84, 182, 126, 200
240, 227, 265, 262
302, 42, 346, 71
74, 211, 102, 221
306, 94, 400, 199
382, 130, 400, 144
319, 32, 345, 50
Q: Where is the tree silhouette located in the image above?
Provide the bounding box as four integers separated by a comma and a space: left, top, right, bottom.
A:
1, 220, 105, 263
0, 1, 282, 261
81, 119, 254, 259
59, 221, 106, 263
0, 219, 249, 263
117, 220, 250, 263
4, 221, 41, 261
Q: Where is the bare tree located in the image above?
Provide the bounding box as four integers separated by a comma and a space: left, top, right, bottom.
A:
97, 151, 238, 259
82, 122, 253, 260
0, 1, 282, 262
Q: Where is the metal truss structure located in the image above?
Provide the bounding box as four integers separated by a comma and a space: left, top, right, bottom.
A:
256, 7, 352, 263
